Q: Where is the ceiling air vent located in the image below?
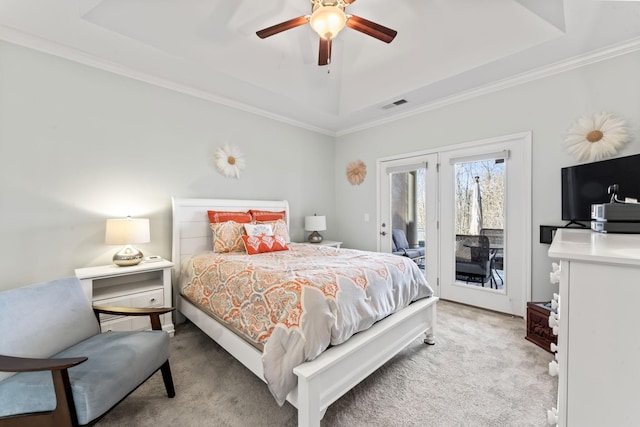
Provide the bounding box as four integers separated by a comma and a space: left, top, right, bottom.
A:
382, 99, 408, 110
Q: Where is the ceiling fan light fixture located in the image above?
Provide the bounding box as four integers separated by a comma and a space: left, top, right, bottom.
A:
310, 6, 347, 40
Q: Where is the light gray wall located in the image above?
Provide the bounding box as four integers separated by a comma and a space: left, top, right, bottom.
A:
334, 50, 640, 301
3, 39, 640, 302
0, 41, 336, 290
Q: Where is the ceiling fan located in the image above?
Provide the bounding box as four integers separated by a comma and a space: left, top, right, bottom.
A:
256, 0, 397, 66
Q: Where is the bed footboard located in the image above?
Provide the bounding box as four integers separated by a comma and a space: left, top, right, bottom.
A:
291, 296, 438, 427
180, 294, 437, 427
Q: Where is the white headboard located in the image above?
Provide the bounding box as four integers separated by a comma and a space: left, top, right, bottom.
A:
171, 197, 290, 281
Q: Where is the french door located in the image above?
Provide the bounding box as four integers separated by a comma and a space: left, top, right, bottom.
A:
378, 153, 438, 291
439, 133, 531, 316
377, 132, 531, 316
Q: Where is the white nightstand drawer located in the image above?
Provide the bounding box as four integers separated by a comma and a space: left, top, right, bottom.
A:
100, 317, 134, 332
130, 289, 164, 307
100, 315, 155, 333
94, 289, 163, 322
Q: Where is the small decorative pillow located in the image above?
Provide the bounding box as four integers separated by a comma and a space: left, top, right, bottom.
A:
241, 235, 289, 255
250, 210, 286, 222
210, 221, 246, 253
244, 223, 274, 237
257, 219, 290, 243
207, 210, 252, 224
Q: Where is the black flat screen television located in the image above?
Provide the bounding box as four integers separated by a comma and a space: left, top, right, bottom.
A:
562, 154, 640, 222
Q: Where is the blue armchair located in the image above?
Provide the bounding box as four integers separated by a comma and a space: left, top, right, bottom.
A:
0, 277, 175, 426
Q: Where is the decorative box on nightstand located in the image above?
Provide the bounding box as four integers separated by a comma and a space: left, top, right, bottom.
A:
525, 301, 557, 353
75, 259, 174, 335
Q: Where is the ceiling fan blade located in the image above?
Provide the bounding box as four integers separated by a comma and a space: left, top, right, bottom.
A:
256, 16, 309, 39
346, 15, 397, 43
318, 38, 332, 66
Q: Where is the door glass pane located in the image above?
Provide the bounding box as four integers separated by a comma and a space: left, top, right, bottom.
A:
390, 168, 426, 272
454, 159, 505, 291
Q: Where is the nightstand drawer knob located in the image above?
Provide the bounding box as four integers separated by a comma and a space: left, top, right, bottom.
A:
150, 297, 157, 303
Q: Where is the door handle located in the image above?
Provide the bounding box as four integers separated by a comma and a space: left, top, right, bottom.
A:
380, 231, 387, 236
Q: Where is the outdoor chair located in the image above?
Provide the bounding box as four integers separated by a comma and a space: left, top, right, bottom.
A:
391, 229, 425, 265
0, 277, 175, 427
480, 228, 504, 270
455, 234, 495, 287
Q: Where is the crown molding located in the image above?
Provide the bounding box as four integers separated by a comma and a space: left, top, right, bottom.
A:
336, 37, 640, 136
0, 24, 335, 137
2, 23, 639, 139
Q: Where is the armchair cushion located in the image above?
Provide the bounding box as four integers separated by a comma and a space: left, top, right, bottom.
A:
0, 278, 99, 382
0, 331, 169, 424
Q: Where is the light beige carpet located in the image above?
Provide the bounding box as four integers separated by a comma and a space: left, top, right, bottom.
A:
98, 300, 557, 427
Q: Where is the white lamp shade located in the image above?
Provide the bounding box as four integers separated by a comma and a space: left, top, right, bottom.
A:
105, 218, 150, 245
305, 215, 327, 232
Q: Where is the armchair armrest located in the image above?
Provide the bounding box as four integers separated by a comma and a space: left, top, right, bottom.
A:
92, 306, 175, 331
0, 355, 86, 426
0, 354, 87, 373
92, 306, 175, 317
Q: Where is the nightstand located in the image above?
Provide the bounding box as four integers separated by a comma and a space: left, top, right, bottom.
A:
298, 240, 343, 248
525, 301, 557, 353
75, 260, 174, 335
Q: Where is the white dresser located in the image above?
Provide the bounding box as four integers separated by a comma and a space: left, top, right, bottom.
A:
547, 229, 640, 426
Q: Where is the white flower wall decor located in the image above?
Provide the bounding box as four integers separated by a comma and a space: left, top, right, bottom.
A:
214, 143, 245, 179
563, 112, 631, 162
346, 160, 367, 185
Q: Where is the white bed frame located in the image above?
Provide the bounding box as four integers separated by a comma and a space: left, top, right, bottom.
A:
171, 197, 438, 427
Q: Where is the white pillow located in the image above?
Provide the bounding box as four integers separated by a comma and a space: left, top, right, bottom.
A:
244, 223, 274, 237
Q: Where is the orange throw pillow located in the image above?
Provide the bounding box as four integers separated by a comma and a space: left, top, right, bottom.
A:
249, 210, 286, 222
241, 235, 289, 255
207, 210, 252, 224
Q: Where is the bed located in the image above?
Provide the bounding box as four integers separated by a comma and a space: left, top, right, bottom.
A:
171, 198, 438, 427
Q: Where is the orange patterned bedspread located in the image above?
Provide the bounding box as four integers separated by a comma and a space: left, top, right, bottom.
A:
180, 243, 433, 405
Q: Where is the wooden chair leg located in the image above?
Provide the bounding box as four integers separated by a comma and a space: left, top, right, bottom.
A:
160, 361, 175, 398
51, 369, 79, 427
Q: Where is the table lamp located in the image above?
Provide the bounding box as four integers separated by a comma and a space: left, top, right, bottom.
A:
105, 217, 150, 266
304, 214, 326, 243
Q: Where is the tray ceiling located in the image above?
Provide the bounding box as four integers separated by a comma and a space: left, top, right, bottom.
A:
1, 0, 639, 134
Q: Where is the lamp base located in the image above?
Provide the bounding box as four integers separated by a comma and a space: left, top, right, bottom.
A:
308, 231, 324, 243
113, 245, 144, 266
